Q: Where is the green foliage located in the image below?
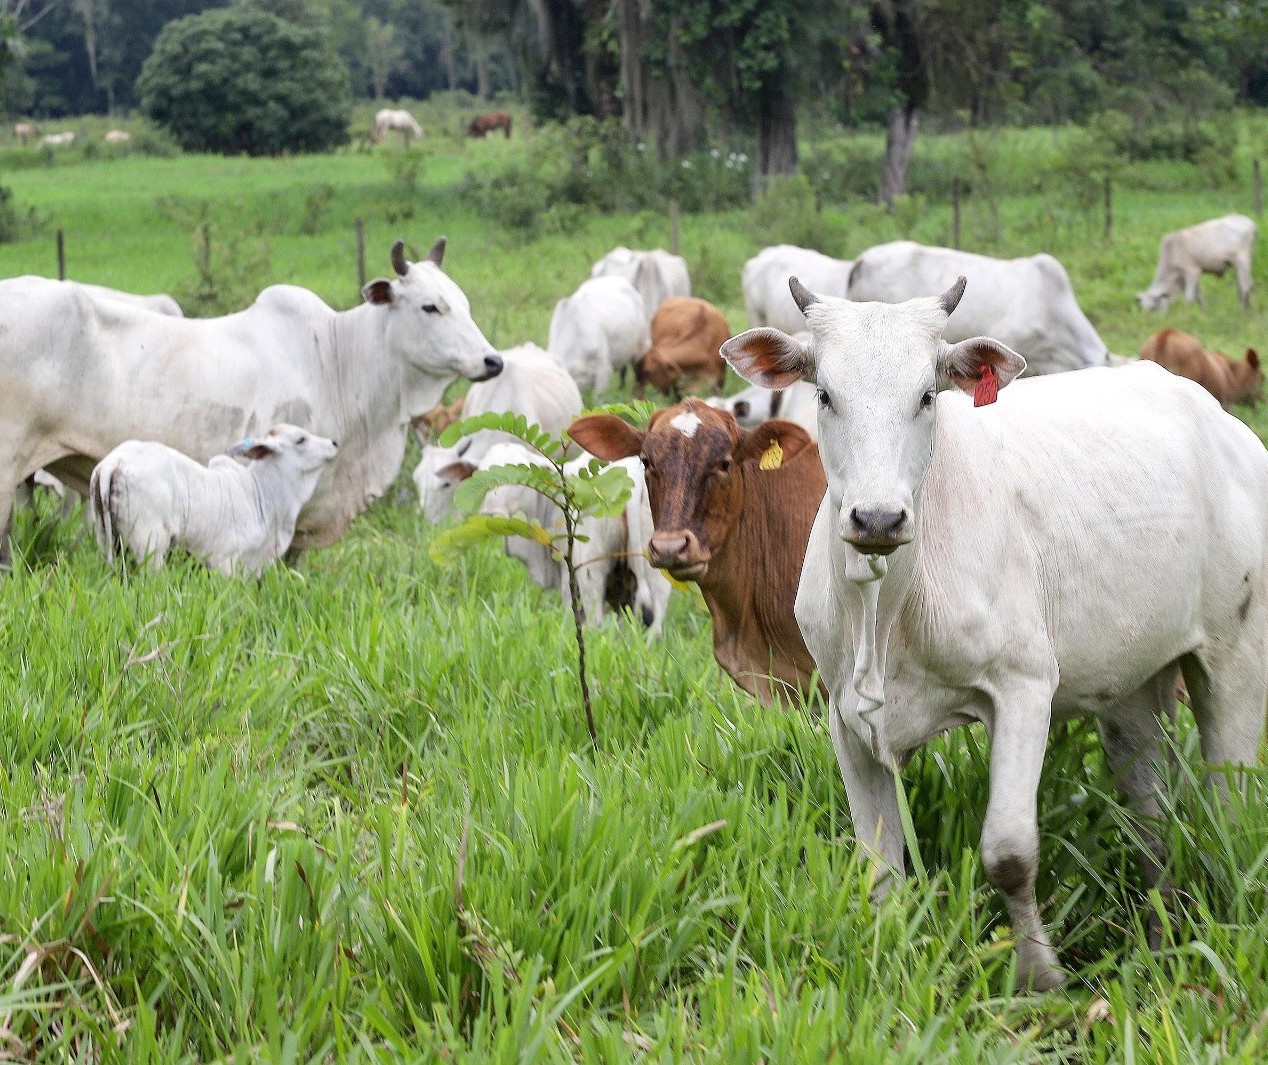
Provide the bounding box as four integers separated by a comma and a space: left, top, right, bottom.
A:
138, 5, 351, 156
749, 173, 849, 253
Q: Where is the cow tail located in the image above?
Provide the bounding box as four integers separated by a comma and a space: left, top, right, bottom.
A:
90, 461, 117, 563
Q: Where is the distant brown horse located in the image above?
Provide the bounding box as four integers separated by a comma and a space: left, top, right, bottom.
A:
467, 111, 512, 139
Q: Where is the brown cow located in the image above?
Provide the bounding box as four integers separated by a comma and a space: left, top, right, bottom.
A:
570, 399, 827, 707
634, 297, 729, 400
1139, 327, 1263, 408
468, 111, 512, 139
411, 395, 465, 442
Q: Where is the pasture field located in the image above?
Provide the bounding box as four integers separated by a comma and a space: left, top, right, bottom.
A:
1, 116, 1268, 1060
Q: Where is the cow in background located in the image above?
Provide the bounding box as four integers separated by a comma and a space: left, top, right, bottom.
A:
1138, 215, 1257, 311
1141, 328, 1263, 408
591, 247, 691, 328
374, 108, 423, 144
468, 111, 512, 138
635, 297, 730, 400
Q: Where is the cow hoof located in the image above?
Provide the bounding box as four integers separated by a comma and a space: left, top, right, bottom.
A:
1016, 963, 1066, 993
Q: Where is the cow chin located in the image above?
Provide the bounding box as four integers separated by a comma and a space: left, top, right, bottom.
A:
661, 559, 709, 581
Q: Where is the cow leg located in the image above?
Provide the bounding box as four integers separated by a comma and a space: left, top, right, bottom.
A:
829, 705, 903, 891
1184, 632, 1267, 796
1099, 668, 1176, 948
0, 488, 13, 573
982, 691, 1063, 991
1183, 270, 1203, 306
1234, 254, 1253, 309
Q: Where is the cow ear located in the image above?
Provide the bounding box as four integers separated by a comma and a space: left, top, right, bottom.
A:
363, 278, 395, 306
567, 415, 644, 461
736, 419, 813, 470
722, 328, 812, 390
242, 442, 278, 460
436, 461, 476, 485
1248, 348, 1260, 370
938, 337, 1026, 397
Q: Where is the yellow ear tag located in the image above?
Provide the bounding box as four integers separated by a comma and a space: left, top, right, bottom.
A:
759, 440, 783, 471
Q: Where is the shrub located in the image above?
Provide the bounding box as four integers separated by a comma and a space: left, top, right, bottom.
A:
138, 6, 350, 156
749, 174, 849, 253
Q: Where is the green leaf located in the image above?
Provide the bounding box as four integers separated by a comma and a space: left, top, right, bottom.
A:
566, 464, 633, 518
451, 463, 562, 517
438, 412, 566, 461
429, 515, 557, 565
577, 399, 658, 429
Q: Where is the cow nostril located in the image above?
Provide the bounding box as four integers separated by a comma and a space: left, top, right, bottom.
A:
483, 354, 504, 376
851, 508, 907, 539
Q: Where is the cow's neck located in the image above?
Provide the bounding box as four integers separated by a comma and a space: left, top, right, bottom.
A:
698, 453, 824, 703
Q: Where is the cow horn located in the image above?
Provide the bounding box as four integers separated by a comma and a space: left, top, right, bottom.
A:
940, 276, 968, 316
789, 276, 817, 314
390, 239, 409, 277
427, 236, 447, 267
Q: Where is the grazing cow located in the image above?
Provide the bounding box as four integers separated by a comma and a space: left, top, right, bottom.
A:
723, 275, 1268, 992
13, 122, 37, 144
414, 342, 582, 522
92, 424, 337, 576
570, 400, 827, 706
590, 247, 691, 326
439, 441, 671, 635
635, 296, 730, 399
1141, 328, 1263, 408
103, 130, 132, 144
0, 237, 500, 566
373, 108, 423, 143
847, 241, 1108, 375
743, 245, 852, 335
414, 396, 465, 441
549, 276, 650, 393
467, 111, 513, 138
1138, 215, 1257, 311
707, 380, 819, 438
40, 132, 75, 147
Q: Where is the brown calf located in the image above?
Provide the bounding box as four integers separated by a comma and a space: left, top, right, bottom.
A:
634, 296, 730, 400
412, 395, 465, 441
570, 398, 826, 706
468, 111, 513, 138
1140, 327, 1262, 408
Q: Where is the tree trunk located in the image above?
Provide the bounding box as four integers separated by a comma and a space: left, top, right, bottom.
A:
757, 79, 798, 180
474, 40, 490, 100
535, 0, 593, 115
618, 0, 703, 157
879, 104, 918, 207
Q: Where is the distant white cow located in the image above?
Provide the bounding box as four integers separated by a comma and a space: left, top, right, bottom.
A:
1138, 214, 1257, 311
13, 122, 37, 144
708, 379, 819, 438
847, 240, 1108, 375
104, 130, 132, 144
91, 424, 338, 576
374, 108, 422, 143
440, 441, 671, 636
549, 276, 650, 393
590, 247, 690, 325
40, 132, 75, 147
724, 274, 1268, 993
743, 245, 852, 335
414, 342, 582, 522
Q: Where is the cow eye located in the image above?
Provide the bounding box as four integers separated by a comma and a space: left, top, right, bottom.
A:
422, 303, 440, 314
717, 457, 732, 474
816, 389, 832, 411
919, 390, 935, 411
296, 435, 307, 444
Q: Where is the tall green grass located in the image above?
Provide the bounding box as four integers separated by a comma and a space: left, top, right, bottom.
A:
1, 115, 1268, 1058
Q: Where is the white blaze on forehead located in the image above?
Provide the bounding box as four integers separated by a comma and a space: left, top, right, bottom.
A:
670, 411, 702, 438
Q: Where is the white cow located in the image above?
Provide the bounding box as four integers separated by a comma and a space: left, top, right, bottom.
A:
549, 276, 650, 393
40, 132, 75, 147
847, 241, 1108, 375
1138, 214, 1257, 311
104, 130, 132, 144
723, 275, 1268, 992
742, 245, 852, 335
590, 247, 690, 325
67, 280, 182, 317
707, 380, 818, 438
374, 108, 422, 143
414, 342, 582, 522
92, 424, 337, 576
0, 238, 500, 565
441, 441, 671, 636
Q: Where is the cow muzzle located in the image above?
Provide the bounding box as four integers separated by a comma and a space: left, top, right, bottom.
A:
471, 353, 504, 381
842, 506, 912, 555
649, 529, 710, 579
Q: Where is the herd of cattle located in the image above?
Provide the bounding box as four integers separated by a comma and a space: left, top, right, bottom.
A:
371, 107, 512, 144
0, 207, 1264, 991
12, 123, 131, 147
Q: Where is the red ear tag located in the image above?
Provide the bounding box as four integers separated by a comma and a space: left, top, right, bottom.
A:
973, 364, 999, 407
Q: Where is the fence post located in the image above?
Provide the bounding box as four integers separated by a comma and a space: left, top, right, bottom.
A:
56, 228, 65, 280
1255, 159, 1263, 218
355, 217, 366, 292
951, 176, 961, 250
1103, 175, 1113, 240
668, 198, 680, 256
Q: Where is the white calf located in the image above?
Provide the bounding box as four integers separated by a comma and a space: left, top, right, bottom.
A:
91, 424, 337, 576
549, 276, 650, 393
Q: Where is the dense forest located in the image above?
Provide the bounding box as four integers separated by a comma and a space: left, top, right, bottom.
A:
4, 0, 1268, 191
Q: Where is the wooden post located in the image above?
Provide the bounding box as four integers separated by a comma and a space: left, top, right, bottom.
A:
1103, 175, 1113, 240
668, 198, 681, 256
1255, 159, 1263, 217
56, 228, 65, 280
355, 217, 366, 291
951, 176, 961, 250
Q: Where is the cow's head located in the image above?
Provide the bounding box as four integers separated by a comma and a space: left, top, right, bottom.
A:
1137, 287, 1171, 312
363, 238, 502, 413
721, 277, 1025, 558
569, 399, 811, 581
1231, 348, 1264, 406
